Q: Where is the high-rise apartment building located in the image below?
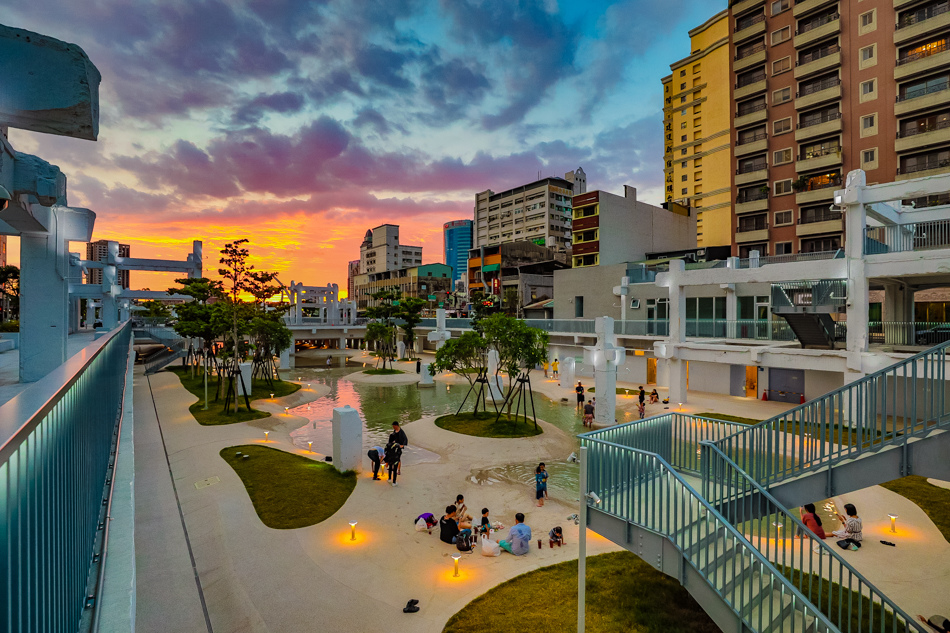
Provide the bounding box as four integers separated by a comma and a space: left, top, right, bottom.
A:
85, 240, 130, 288
663, 10, 734, 248
443, 219, 473, 290
359, 224, 422, 275
473, 175, 576, 250
563, 167, 588, 195
346, 259, 360, 299
0, 235, 6, 267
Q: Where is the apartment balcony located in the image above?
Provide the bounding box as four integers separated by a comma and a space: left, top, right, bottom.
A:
796, 149, 843, 172
794, 0, 839, 17
797, 215, 843, 237
794, 49, 841, 79
895, 43, 950, 81
734, 77, 768, 100
796, 181, 841, 205
795, 81, 841, 110
894, 6, 950, 46
735, 134, 769, 157
794, 14, 841, 48
895, 82, 950, 116
735, 191, 770, 214
735, 165, 769, 186
736, 226, 770, 243
732, 0, 765, 16
894, 0, 927, 7
734, 47, 767, 73
735, 15, 767, 44
896, 120, 950, 152
795, 113, 842, 141
897, 159, 950, 180
734, 103, 768, 128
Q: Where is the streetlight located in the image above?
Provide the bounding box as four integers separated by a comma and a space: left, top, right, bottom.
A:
888, 513, 898, 533
452, 553, 461, 577
350, 521, 358, 541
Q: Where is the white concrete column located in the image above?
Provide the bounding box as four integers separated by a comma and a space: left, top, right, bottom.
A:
843, 171, 869, 360
667, 260, 686, 345
332, 405, 363, 472
668, 358, 688, 404
279, 345, 292, 370
19, 210, 69, 382
237, 362, 253, 396
723, 283, 737, 338
339, 337, 347, 350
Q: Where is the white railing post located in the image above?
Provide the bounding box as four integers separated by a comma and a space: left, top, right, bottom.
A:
578, 445, 588, 633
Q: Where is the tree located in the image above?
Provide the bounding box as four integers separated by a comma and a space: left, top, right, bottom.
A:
481, 313, 548, 416
429, 331, 488, 389
397, 297, 426, 358
0, 265, 20, 321
138, 300, 171, 319
365, 290, 401, 368
245, 269, 281, 307
503, 287, 520, 317
168, 277, 225, 354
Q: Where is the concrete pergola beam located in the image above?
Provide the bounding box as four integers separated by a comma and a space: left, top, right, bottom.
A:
0, 24, 101, 140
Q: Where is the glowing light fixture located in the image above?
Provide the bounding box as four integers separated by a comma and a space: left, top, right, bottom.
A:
350, 521, 358, 541
264, 431, 269, 441
285, 407, 289, 412
888, 513, 898, 533
270, 393, 275, 399
308, 441, 313, 452
452, 553, 461, 577
678, 403, 683, 411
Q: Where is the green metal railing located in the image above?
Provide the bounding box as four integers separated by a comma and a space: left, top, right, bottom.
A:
701, 442, 923, 632
0, 323, 132, 632
868, 321, 950, 346
715, 340, 950, 486
582, 438, 842, 633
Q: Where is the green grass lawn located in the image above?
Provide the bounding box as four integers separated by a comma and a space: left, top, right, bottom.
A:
780, 565, 899, 632
880, 475, 950, 543
443, 551, 718, 633
169, 366, 300, 426
434, 411, 543, 438
694, 412, 883, 447
694, 412, 763, 426
220, 445, 356, 529
363, 368, 404, 375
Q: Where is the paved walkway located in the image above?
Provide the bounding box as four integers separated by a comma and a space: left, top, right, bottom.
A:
134, 368, 619, 633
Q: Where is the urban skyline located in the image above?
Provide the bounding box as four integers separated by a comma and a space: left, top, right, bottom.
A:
3, 0, 721, 294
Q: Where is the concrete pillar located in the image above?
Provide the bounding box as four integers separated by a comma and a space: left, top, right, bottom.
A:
668, 358, 688, 405
280, 345, 292, 371
332, 405, 363, 472
583, 316, 626, 427
397, 340, 406, 359
724, 283, 737, 338
19, 209, 69, 382
419, 363, 434, 387
561, 356, 576, 388
843, 171, 869, 363
486, 349, 504, 400
339, 336, 347, 350
237, 362, 253, 396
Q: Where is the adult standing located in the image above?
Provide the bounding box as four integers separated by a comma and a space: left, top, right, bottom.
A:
575, 381, 585, 410
389, 421, 408, 477
582, 400, 594, 427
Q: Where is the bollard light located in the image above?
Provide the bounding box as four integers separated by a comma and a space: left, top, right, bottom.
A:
350, 521, 358, 541
453, 553, 461, 577
888, 513, 898, 533
270, 393, 275, 399
773, 521, 784, 541
308, 441, 313, 452
678, 403, 683, 411
285, 406, 289, 412
264, 431, 269, 441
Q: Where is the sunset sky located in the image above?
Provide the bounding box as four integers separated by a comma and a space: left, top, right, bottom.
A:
6, 0, 719, 295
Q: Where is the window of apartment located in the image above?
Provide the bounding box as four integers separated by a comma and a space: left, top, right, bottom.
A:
693, 63, 701, 74
739, 243, 769, 258
774, 148, 793, 164
862, 148, 879, 170
861, 78, 876, 95
861, 113, 878, 137
694, 171, 702, 181
681, 161, 687, 168
738, 156, 767, 173
801, 138, 840, 159
801, 235, 841, 253
680, 69, 686, 77
682, 188, 688, 194
681, 122, 687, 129
574, 296, 585, 317
859, 9, 876, 34
771, 26, 791, 46
736, 40, 766, 60
681, 109, 687, 116
738, 213, 768, 233
681, 95, 687, 103
860, 44, 877, 69
774, 210, 793, 226
775, 242, 794, 255
772, 56, 791, 75
739, 126, 767, 144
774, 179, 793, 195
900, 75, 950, 101
771, 0, 790, 14
772, 87, 791, 104
800, 104, 839, 128
681, 148, 688, 155
694, 117, 701, 127
694, 104, 702, 114
694, 185, 703, 194
681, 174, 688, 181
773, 117, 792, 134
681, 134, 687, 142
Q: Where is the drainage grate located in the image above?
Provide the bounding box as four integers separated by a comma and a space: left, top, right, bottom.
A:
194, 476, 221, 490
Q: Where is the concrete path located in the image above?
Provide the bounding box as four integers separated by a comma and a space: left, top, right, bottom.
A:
135, 368, 620, 633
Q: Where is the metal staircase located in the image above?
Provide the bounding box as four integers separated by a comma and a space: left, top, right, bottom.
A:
771, 281, 846, 349
134, 325, 188, 374
581, 340, 950, 633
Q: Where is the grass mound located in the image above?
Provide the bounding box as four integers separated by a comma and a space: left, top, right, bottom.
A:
169, 366, 300, 426
221, 445, 356, 529
443, 551, 718, 633
880, 475, 950, 543
435, 411, 543, 438
363, 368, 404, 375
694, 412, 762, 426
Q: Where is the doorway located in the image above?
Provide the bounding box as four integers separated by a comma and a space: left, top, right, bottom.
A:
647, 357, 657, 384
745, 366, 758, 398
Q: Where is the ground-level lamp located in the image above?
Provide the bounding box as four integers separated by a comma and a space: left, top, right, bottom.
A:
285, 406, 290, 413
773, 521, 784, 541
452, 553, 461, 577
270, 393, 275, 399
678, 403, 683, 411
264, 431, 269, 441
888, 513, 898, 533
350, 521, 358, 541
308, 441, 313, 452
